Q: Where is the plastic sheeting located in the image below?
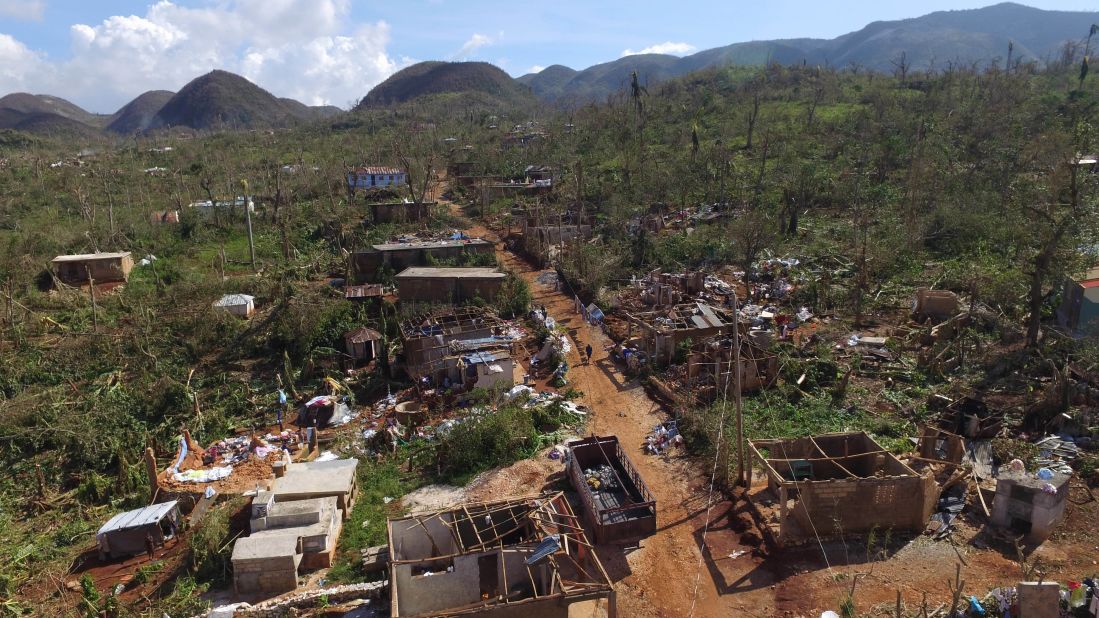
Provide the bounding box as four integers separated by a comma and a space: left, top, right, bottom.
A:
172, 466, 232, 483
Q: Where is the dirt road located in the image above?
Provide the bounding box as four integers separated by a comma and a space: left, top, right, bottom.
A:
461, 213, 775, 617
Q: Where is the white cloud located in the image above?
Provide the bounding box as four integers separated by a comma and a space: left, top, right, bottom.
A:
453, 33, 492, 60
0, 0, 45, 21
621, 41, 697, 57
0, 0, 400, 112
0, 33, 50, 90
527, 65, 545, 74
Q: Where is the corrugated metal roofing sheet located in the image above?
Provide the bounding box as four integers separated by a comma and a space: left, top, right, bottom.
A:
97, 500, 178, 537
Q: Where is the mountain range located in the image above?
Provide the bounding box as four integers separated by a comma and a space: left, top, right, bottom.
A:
0, 2, 1093, 138
0, 71, 341, 138
517, 2, 1096, 103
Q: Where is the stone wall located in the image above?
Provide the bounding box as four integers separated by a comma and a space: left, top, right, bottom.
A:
201, 580, 388, 618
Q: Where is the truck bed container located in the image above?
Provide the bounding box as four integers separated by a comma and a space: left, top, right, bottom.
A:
567, 435, 656, 543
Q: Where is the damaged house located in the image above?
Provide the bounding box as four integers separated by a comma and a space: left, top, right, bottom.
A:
624, 302, 737, 366
748, 432, 937, 547
387, 493, 615, 618
639, 270, 707, 307
683, 335, 779, 401
400, 307, 520, 393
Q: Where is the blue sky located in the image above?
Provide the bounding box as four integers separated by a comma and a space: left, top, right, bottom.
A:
0, 0, 1096, 112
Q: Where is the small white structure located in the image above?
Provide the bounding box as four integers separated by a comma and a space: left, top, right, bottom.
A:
189, 196, 255, 213
97, 500, 182, 560
214, 294, 255, 318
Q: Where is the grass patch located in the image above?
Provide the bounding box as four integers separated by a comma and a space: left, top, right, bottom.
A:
327, 457, 417, 584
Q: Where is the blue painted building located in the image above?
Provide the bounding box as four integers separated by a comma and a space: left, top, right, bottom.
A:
348, 166, 407, 190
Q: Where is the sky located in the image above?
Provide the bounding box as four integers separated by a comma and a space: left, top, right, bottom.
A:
0, 0, 1096, 113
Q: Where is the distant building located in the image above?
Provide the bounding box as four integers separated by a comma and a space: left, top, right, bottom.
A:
522, 165, 554, 183
213, 294, 255, 318
395, 267, 506, 304
51, 251, 134, 285
149, 210, 180, 224
348, 166, 407, 190
1056, 266, 1099, 336
189, 196, 254, 213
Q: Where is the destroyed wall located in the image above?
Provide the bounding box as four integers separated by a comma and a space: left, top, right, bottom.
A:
403, 327, 494, 369
392, 553, 484, 616
685, 337, 778, 397
990, 470, 1070, 545
786, 475, 937, 539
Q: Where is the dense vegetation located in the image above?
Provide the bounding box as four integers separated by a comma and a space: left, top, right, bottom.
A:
0, 30, 1097, 614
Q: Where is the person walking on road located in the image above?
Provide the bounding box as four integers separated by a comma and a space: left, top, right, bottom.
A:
585, 343, 593, 365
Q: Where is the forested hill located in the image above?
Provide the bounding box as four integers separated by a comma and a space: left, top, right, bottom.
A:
519, 2, 1096, 103
357, 61, 538, 109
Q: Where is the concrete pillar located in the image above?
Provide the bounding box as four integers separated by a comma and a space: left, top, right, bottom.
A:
779, 485, 789, 521
1017, 581, 1060, 618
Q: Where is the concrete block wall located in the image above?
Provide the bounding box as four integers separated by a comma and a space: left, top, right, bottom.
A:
1017, 582, 1060, 618
794, 475, 931, 536
233, 569, 298, 596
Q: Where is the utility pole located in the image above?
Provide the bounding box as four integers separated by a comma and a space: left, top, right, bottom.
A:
85, 265, 98, 332
242, 179, 256, 270
733, 290, 745, 487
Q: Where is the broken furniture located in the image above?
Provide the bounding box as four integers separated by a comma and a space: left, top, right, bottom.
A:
295, 395, 353, 429
96, 500, 182, 561
567, 435, 657, 543
387, 492, 614, 617
931, 396, 1005, 440
748, 432, 937, 547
